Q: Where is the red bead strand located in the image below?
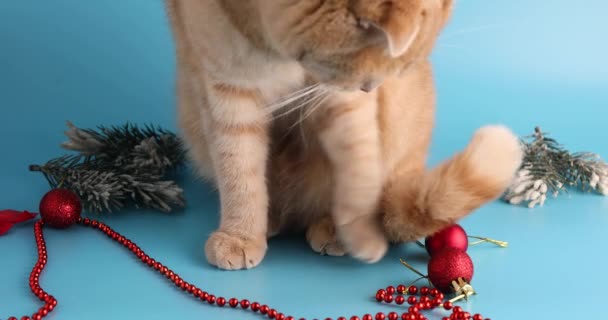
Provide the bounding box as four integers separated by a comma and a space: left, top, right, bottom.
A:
375, 284, 491, 320
7, 218, 491, 320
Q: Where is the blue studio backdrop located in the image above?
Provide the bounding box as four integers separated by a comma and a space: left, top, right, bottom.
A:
1, 1, 607, 319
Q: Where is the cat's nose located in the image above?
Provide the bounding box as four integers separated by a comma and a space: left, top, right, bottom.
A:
360, 79, 382, 93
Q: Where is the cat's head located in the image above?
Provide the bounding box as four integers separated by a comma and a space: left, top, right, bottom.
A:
258, 0, 454, 92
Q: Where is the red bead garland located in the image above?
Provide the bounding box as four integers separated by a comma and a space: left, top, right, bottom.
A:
375, 287, 491, 320
5, 217, 492, 320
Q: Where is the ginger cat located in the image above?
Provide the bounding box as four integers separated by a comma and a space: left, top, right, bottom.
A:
165, 0, 523, 270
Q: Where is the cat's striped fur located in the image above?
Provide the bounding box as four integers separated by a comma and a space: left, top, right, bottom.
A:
165, 0, 523, 270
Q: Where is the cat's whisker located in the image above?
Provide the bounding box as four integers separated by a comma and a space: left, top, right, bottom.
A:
264, 84, 321, 115
436, 42, 477, 55
263, 87, 318, 116
270, 87, 328, 121
304, 91, 330, 121
280, 89, 330, 140
298, 102, 307, 145
440, 23, 503, 40
277, 83, 321, 103
289, 90, 330, 130
271, 89, 325, 121
264, 92, 316, 116
279, 83, 321, 100
437, 43, 467, 50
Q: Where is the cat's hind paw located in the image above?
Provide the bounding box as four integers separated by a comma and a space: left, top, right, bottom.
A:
205, 231, 267, 270
338, 215, 388, 263
306, 218, 347, 257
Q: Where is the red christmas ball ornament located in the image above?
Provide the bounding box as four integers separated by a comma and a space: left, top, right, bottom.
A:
424, 224, 468, 256
39, 189, 82, 229
427, 248, 474, 293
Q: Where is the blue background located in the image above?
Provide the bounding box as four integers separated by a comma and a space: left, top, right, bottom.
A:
1, 1, 607, 319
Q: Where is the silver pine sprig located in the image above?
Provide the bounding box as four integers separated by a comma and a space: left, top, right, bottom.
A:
61, 121, 186, 176
504, 127, 608, 208
29, 155, 185, 213
30, 122, 188, 214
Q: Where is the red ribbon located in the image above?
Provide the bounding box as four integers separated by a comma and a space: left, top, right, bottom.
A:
0, 210, 38, 236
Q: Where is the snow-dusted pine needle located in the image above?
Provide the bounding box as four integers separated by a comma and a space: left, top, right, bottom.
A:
504, 127, 608, 208
31, 122, 188, 213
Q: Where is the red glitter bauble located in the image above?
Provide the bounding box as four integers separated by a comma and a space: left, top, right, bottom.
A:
39, 189, 82, 229
424, 224, 468, 256
427, 248, 474, 293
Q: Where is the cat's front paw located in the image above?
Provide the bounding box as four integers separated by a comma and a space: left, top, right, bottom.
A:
306, 218, 346, 257
205, 231, 267, 270
338, 215, 388, 263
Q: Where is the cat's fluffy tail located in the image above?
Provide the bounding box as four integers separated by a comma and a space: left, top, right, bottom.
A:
382, 125, 523, 242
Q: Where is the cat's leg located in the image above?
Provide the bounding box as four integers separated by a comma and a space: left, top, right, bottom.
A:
317, 93, 388, 263
177, 69, 215, 181
197, 83, 270, 270
382, 125, 523, 242
306, 216, 346, 256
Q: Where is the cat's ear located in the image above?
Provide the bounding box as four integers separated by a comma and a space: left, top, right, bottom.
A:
380, 19, 420, 58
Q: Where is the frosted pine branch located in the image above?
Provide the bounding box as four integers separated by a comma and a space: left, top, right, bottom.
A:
504, 127, 608, 208
62, 121, 186, 176
29, 155, 185, 213
31, 121, 188, 214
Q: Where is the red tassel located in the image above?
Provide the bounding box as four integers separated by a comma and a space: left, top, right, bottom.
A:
0, 210, 38, 236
